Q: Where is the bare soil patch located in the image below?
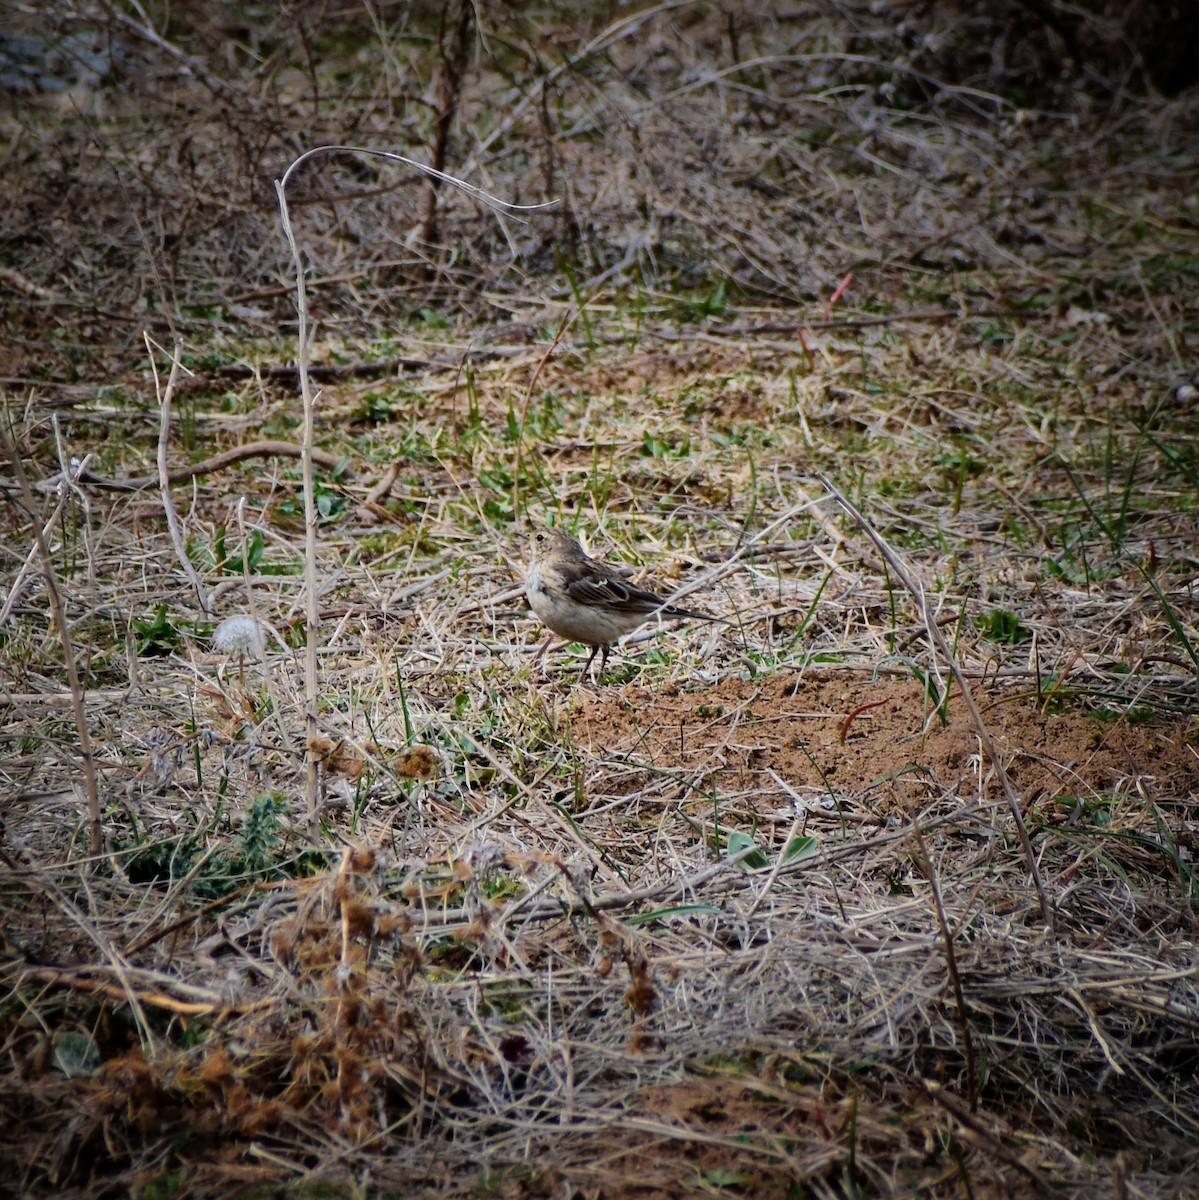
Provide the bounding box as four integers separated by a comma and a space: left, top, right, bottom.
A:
575, 674, 1199, 826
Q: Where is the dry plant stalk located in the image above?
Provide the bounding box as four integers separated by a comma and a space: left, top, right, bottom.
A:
148, 333, 210, 616
513, 307, 574, 522
274, 144, 553, 833
0, 417, 102, 857
273, 170, 322, 836
79, 439, 346, 490
817, 471, 1054, 932
910, 820, 976, 1108
422, 0, 474, 247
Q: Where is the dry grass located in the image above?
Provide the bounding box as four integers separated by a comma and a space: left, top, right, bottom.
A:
2, 2, 1199, 1197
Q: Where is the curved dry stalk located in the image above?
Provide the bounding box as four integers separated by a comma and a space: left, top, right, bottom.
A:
274, 144, 555, 833
816, 471, 1055, 933
147, 333, 210, 616
80, 439, 349, 490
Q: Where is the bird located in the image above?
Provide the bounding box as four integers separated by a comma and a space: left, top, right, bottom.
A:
524, 525, 724, 681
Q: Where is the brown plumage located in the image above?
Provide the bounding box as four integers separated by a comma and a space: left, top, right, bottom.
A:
524, 526, 723, 680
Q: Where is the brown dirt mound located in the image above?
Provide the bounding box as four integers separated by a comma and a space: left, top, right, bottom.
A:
574, 674, 1199, 826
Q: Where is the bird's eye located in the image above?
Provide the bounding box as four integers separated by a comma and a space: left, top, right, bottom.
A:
535, 533, 545, 544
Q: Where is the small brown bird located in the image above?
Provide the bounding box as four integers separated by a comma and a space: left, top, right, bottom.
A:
524, 526, 723, 681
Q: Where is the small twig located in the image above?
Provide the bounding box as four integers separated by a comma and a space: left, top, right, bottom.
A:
78, 439, 350, 491
422, 0, 474, 246
910, 821, 976, 1109
20, 965, 264, 1016
744, 811, 804, 920
1, 689, 128, 706
646, 306, 1056, 343
361, 460, 401, 508
335, 846, 356, 1075
275, 146, 553, 226
215, 355, 430, 379
148, 334, 210, 616
923, 1081, 1054, 1195
122, 880, 286, 955
840, 698, 888, 744
0, 265, 61, 301
825, 269, 853, 320
0, 416, 103, 858
795, 326, 817, 372
514, 308, 573, 522
817, 472, 1055, 933
0, 452, 86, 626
274, 177, 322, 838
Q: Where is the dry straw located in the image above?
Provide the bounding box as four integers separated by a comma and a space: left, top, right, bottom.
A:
2, 3, 1198, 1196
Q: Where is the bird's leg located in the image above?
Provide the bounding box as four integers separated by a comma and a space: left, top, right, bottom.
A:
580, 644, 600, 684
598, 643, 610, 681
532, 633, 557, 667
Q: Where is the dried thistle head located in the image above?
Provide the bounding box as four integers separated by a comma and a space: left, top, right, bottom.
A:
212, 614, 265, 657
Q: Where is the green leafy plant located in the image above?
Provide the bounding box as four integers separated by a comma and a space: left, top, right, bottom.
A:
726, 829, 769, 868
276, 480, 349, 521
134, 604, 184, 655
979, 609, 1028, 644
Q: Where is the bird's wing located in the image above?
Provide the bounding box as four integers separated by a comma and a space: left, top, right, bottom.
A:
564, 571, 665, 614
660, 602, 726, 624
